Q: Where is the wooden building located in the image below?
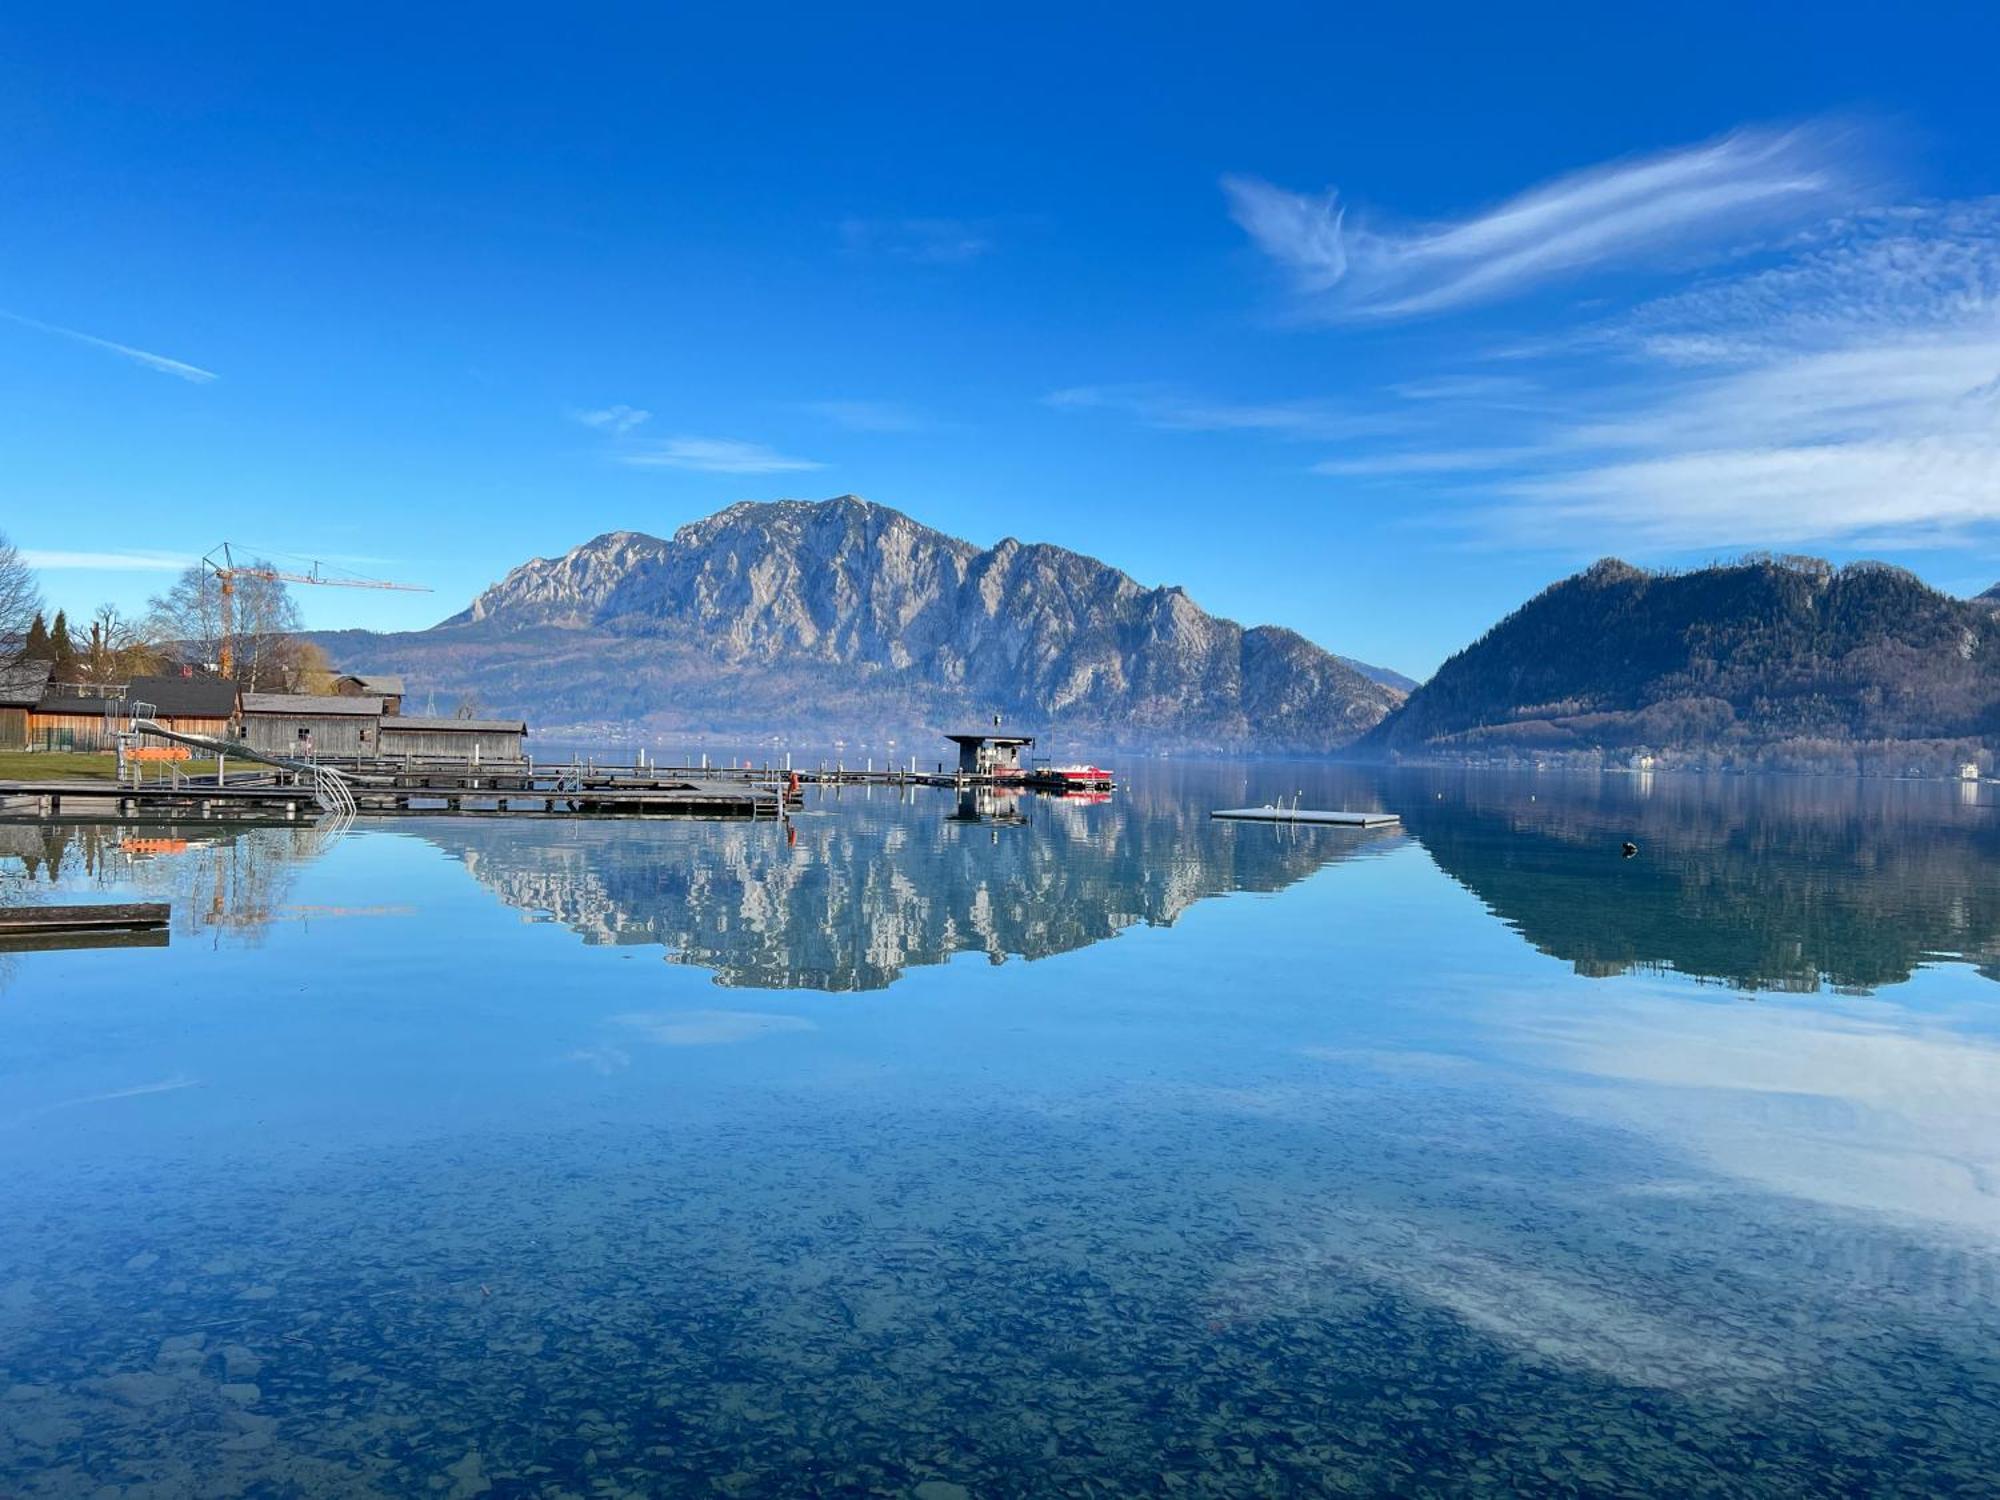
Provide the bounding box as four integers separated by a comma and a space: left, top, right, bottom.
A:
239, 693, 385, 758
0, 660, 53, 750
377, 715, 527, 761
28, 673, 239, 752
944, 731, 1035, 777
333, 673, 405, 715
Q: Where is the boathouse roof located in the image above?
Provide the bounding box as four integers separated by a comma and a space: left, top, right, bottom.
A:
335, 673, 405, 696
242, 693, 384, 717
385, 715, 528, 734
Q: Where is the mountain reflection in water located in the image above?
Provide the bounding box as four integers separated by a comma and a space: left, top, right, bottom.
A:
409, 766, 2000, 996
412, 772, 1405, 991
5, 767, 1993, 998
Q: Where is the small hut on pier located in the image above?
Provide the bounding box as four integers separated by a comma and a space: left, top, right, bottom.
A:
944, 731, 1035, 778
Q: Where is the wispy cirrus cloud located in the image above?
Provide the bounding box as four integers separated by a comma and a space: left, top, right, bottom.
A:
572, 403, 651, 434
1225, 124, 1866, 320
1477, 202, 2000, 550
0, 309, 217, 382
839, 216, 995, 264
804, 398, 924, 433
619, 436, 826, 475
20, 548, 195, 572
1045, 383, 1407, 441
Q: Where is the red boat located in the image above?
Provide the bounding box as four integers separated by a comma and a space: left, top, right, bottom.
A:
1031, 764, 1116, 792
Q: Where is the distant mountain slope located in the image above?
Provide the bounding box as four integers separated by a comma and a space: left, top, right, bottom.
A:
1976, 582, 2000, 614
1354, 556, 2000, 770
315, 496, 1404, 751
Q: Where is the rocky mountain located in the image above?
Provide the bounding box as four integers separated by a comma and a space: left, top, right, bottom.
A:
1353, 555, 2000, 772
1976, 582, 2000, 615
315, 496, 1405, 751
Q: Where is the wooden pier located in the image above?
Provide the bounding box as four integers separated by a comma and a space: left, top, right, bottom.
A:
0, 741, 1114, 825
0, 902, 171, 953
0, 770, 793, 823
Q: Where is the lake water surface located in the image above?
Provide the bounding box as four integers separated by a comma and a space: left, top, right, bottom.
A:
3, 764, 1998, 1496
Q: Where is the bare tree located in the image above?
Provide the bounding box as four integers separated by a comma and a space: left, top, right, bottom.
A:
453, 690, 486, 721
78, 603, 161, 689
0, 530, 41, 659
146, 565, 224, 670
146, 560, 304, 690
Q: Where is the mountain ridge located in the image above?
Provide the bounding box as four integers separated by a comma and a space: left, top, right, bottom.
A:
316, 495, 1406, 751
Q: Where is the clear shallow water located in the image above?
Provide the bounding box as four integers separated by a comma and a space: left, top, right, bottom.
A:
2, 764, 1998, 1496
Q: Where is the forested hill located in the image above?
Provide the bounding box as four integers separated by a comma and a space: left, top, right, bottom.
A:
1352, 557, 2000, 771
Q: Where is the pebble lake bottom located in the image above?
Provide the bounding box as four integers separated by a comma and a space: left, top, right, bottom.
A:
2, 762, 1998, 1496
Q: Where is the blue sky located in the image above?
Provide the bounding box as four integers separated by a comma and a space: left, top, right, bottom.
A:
4, 3, 1999, 677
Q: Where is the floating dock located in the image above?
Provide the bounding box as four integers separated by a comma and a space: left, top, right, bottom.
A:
1211, 806, 1401, 827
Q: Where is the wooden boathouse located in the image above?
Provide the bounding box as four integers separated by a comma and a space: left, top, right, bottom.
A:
377, 715, 527, 761
944, 731, 1034, 778
29, 673, 240, 752
239, 693, 386, 758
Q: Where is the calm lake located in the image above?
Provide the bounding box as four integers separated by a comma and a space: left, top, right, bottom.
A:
3, 763, 1998, 1496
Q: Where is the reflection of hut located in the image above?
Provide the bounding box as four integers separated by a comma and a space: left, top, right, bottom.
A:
333, 674, 405, 715
0, 660, 53, 750
240, 694, 384, 758
377, 715, 526, 761
944, 731, 1035, 778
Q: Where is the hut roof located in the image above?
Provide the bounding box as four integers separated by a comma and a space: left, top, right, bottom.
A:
242, 693, 383, 717
383, 715, 527, 734
127, 674, 240, 717
337, 673, 406, 696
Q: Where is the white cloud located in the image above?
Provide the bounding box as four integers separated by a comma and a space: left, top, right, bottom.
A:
619, 437, 827, 475
20, 548, 195, 572
0, 309, 217, 382
574, 403, 651, 434
1046, 383, 1405, 441
839, 216, 994, 264
1480, 204, 2000, 548
1225, 124, 1863, 319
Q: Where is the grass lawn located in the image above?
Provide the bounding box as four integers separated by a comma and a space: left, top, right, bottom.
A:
0, 750, 252, 783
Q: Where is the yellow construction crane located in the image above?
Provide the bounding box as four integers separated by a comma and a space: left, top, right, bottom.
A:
202, 543, 430, 678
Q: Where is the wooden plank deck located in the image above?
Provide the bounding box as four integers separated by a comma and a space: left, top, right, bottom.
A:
0, 902, 171, 933
1211, 807, 1401, 827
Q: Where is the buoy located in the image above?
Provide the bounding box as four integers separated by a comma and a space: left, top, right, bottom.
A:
1621, 841, 1639, 858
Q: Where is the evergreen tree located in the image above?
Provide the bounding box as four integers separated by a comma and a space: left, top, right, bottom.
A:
49, 610, 75, 676
22, 612, 51, 661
